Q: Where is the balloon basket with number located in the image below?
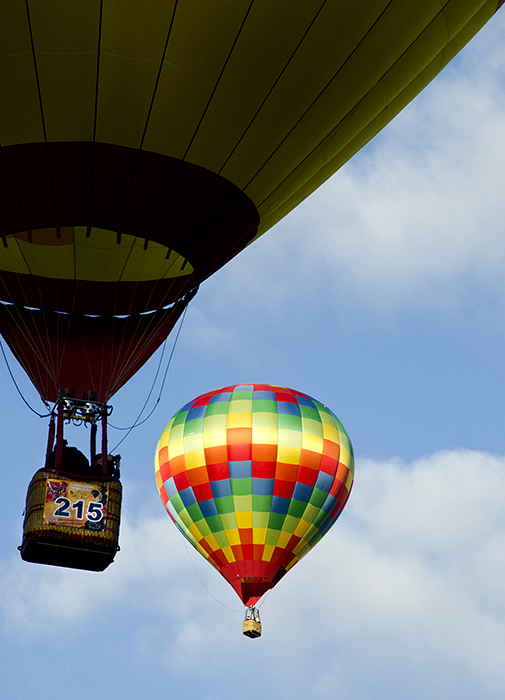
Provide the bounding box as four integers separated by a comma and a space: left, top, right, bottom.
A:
20, 468, 122, 572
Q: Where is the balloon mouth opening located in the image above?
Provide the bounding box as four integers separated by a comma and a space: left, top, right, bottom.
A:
219, 563, 288, 606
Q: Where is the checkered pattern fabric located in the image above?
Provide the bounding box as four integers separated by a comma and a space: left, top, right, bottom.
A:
155, 384, 354, 606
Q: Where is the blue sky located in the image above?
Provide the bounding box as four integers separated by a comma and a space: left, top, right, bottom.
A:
1, 10, 505, 700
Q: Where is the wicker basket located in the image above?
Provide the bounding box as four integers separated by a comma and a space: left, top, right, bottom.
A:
20, 468, 122, 571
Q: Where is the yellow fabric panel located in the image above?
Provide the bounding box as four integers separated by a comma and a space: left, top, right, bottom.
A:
182, 433, 203, 453
202, 428, 227, 447
179, 0, 343, 174
95, 0, 176, 148
276, 444, 301, 465
28, 0, 100, 142
0, 0, 497, 243
167, 438, 184, 460
301, 432, 324, 453
0, 0, 43, 146
226, 412, 253, 429
142, 0, 255, 158
0, 227, 192, 281
252, 528, 268, 545
223, 529, 241, 547
227, 399, 253, 414
252, 426, 278, 445
234, 510, 253, 528
184, 449, 205, 470
253, 0, 496, 236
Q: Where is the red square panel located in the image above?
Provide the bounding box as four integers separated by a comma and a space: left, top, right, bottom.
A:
273, 479, 295, 498
193, 482, 214, 502
173, 470, 190, 491
228, 442, 252, 461
207, 462, 230, 481
296, 466, 319, 487
252, 461, 277, 479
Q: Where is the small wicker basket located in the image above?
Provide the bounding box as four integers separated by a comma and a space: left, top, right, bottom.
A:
20, 468, 122, 571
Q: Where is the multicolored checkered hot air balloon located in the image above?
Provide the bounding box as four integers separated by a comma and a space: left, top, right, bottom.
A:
155, 384, 354, 627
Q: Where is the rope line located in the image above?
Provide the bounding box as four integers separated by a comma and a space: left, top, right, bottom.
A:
109, 302, 189, 450
0, 335, 51, 417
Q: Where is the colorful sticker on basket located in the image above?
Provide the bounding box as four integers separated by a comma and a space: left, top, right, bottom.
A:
43, 479, 108, 530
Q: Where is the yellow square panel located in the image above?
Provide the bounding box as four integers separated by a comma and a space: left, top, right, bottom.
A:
184, 449, 206, 470
292, 538, 309, 556
278, 428, 302, 448
202, 533, 220, 552
252, 528, 268, 545
235, 511, 253, 529
224, 529, 241, 547
339, 447, 353, 469
277, 444, 301, 465
252, 427, 278, 445
302, 432, 324, 453
262, 544, 276, 562
294, 519, 311, 538
221, 546, 235, 564
203, 414, 228, 431
183, 433, 204, 452
275, 530, 293, 550
322, 423, 339, 442
203, 429, 227, 448
168, 438, 184, 460
226, 412, 252, 428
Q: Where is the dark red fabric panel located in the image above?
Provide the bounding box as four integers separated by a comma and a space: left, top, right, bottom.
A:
2, 144, 57, 229
0, 301, 188, 402
0, 141, 259, 282
0, 152, 26, 232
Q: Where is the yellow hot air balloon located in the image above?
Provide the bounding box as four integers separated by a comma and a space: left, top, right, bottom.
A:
0, 0, 501, 404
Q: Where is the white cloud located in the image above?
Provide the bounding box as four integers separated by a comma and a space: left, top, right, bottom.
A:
3, 450, 505, 699
203, 12, 505, 316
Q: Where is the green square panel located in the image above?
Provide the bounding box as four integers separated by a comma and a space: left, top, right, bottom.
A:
172, 410, 189, 427
204, 402, 229, 417
231, 478, 252, 496
232, 494, 253, 511
265, 528, 281, 546
252, 510, 270, 528
252, 400, 278, 414
287, 498, 306, 518
278, 413, 302, 431
219, 512, 238, 530
267, 512, 286, 531
187, 502, 204, 522
214, 495, 234, 514
252, 411, 278, 428
252, 494, 272, 512
309, 487, 327, 509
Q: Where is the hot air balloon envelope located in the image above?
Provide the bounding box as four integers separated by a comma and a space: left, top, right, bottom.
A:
155, 384, 354, 606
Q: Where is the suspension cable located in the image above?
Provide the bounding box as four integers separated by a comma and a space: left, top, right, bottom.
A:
0, 335, 52, 418
108, 302, 189, 450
